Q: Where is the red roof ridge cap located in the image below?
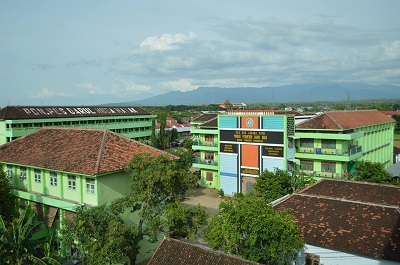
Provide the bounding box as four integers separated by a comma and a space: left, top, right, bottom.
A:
296, 193, 400, 209
326, 112, 344, 129
95, 129, 109, 174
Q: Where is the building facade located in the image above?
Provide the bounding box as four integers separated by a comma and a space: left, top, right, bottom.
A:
295, 110, 395, 178
0, 106, 156, 145
0, 127, 171, 255
191, 111, 296, 195
191, 114, 219, 189
218, 110, 296, 195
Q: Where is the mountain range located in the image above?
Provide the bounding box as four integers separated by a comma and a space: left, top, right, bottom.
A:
109, 83, 400, 106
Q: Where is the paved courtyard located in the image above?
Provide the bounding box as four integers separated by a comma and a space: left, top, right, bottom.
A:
182, 187, 223, 215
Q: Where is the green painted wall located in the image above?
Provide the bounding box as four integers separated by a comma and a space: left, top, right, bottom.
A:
82, 177, 98, 206
295, 121, 395, 178
0, 114, 156, 145
200, 170, 219, 188
97, 171, 130, 206
62, 174, 82, 204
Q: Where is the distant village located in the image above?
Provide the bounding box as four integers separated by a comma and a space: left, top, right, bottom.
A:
0, 100, 400, 265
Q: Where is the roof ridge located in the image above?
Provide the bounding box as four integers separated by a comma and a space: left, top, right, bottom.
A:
311, 178, 400, 189
106, 129, 180, 159
325, 112, 343, 129
296, 193, 400, 210
95, 129, 109, 174
154, 238, 261, 264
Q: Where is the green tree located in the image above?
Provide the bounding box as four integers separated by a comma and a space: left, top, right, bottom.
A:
170, 128, 179, 143
61, 204, 137, 265
156, 113, 168, 150
167, 147, 194, 172
0, 163, 17, 226
290, 170, 317, 192
205, 196, 304, 264
0, 205, 47, 265
392, 114, 400, 133
253, 169, 293, 202
351, 161, 393, 184
164, 202, 208, 239
150, 118, 156, 147
112, 152, 201, 264
183, 138, 193, 150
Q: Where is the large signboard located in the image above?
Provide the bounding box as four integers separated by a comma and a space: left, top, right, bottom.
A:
262, 146, 284, 157
220, 143, 239, 153
220, 130, 284, 144
22, 107, 139, 116
241, 168, 260, 176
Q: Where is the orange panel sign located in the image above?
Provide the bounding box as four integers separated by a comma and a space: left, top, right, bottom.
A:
241, 117, 259, 129
241, 144, 259, 168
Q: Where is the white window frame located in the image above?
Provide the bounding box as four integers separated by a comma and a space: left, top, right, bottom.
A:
20, 167, 27, 181
50, 172, 58, 187
86, 178, 95, 194
68, 175, 76, 190
34, 169, 41, 183
7, 166, 13, 178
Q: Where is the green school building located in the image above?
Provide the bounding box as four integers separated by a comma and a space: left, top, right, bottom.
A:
0, 105, 156, 145
191, 110, 297, 195
191, 110, 396, 195
0, 127, 171, 257
295, 110, 395, 178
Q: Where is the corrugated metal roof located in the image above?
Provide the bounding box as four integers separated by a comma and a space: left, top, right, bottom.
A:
0, 106, 151, 120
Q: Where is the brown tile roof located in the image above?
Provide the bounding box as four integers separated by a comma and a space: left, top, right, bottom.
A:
299, 178, 400, 208
147, 238, 261, 265
273, 179, 400, 262
200, 117, 218, 128
0, 106, 151, 120
0, 127, 174, 175
296, 110, 395, 130
191, 113, 218, 123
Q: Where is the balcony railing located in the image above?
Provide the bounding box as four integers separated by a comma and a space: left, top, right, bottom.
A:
193, 158, 218, 166
192, 140, 218, 147
297, 146, 362, 156
300, 170, 342, 179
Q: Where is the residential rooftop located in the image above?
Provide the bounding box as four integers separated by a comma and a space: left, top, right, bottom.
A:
148, 237, 260, 265
296, 110, 395, 130
0, 127, 173, 175
273, 179, 400, 262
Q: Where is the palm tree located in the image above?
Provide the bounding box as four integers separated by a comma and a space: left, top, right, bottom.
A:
0, 205, 46, 265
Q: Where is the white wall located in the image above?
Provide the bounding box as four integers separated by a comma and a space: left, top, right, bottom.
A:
293, 244, 399, 265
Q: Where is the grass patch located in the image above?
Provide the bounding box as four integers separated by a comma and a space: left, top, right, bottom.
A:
395, 134, 400, 141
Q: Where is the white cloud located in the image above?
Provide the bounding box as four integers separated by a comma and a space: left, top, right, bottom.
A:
75, 83, 105, 94
160, 78, 198, 92
139, 31, 197, 52
117, 17, 400, 93
30, 88, 70, 99
383, 41, 400, 61
116, 78, 151, 92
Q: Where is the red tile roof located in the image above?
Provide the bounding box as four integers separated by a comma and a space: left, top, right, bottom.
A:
0, 127, 174, 175
296, 110, 395, 130
273, 179, 400, 262
148, 238, 261, 265
0, 106, 151, 120
381, 111, 400, 116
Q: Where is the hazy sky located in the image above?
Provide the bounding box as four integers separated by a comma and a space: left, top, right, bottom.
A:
1, 0, 399, 106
